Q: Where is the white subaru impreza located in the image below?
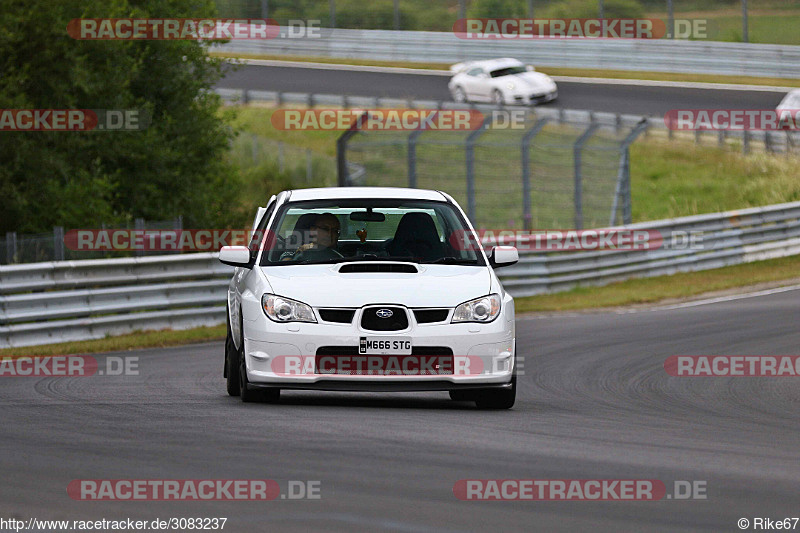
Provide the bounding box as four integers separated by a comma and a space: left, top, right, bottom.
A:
219, 187, 519, 409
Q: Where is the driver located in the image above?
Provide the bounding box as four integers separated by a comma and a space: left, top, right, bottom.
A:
282, 213, 343, 261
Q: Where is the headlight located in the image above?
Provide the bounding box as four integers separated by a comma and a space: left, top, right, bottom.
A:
262, 294, 316, 323
506, 82, 515, 90
452, 294, 501, 323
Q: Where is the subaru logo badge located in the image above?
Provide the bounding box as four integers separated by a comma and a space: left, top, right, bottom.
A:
376, 308, 393, 319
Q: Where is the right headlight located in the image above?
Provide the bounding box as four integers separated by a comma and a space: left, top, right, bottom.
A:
451, 294, 501, 323
262, 294, 316, 323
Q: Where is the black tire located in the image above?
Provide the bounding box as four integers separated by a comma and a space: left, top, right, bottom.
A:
453, 86, 467, 103
492, 89, 505, 106
474, 376, 516, 410
238, 339, 281, 404
225, 314, 240, 397
449, 390, 473, 401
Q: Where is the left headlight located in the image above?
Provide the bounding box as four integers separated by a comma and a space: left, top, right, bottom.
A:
262, 294, 316, 323
452, 294, 501, 323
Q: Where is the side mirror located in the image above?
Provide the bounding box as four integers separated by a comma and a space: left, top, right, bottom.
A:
219, 246, 252, 268
489, 246, 518, 268
526, 65, 535, 72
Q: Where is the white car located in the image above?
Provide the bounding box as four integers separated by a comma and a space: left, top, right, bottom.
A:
219, 187, 519, 409
777, 89, 800, 112
448, 58, 558, 106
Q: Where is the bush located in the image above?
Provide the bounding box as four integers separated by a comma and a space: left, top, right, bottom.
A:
544, 0, 645, 19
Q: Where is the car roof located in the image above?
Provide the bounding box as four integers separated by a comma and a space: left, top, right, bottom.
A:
462, 58, 524, 71
284, 187, 449, 202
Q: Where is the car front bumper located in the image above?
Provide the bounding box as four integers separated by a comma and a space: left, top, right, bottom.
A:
242, 306, 515, 390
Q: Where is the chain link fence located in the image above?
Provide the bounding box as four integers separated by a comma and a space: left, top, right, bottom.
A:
1, 218, 183, 265
341, 109, 647, 230
230, 133, 337, 185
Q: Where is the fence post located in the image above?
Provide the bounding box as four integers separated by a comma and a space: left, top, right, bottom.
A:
743, 130, 750, 154
306, 149, 313, 182
521, 118, 550, 231
329, 0, 336, 27
337, 112, 369, 187
573, 123, 600, 230
6, 232, 16, 264
278, 142, 285, 173
393, 0, 400, 30
610, 119, 648, 226
465, 115, 493, 225
251, 134, 258, 162
53, 226, 64, 261
135, 218, 145, 257
765, 131, 773, 153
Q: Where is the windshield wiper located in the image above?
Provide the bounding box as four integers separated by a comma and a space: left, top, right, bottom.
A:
422, 257, 478, 265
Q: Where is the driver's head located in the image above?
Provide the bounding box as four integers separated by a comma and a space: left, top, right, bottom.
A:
309, 213, 340, 248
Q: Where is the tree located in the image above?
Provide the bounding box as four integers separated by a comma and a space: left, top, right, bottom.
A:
0, 0, 239, 233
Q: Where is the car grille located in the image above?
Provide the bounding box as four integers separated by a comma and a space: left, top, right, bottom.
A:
360, 306, 408, 331
413, 309, 450, 323
318, 309, 356, 324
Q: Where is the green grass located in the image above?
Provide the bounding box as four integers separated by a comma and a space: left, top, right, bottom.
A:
0, 325, 226, 357
514, 253, 800, 313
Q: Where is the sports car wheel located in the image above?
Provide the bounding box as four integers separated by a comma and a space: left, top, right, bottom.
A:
492, 89, 505, 106
453, 86, 467, 103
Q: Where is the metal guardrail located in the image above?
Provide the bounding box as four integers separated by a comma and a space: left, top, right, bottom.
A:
2, 201, 799, 347
218, 28, 800, 79
216, 88, 796, 154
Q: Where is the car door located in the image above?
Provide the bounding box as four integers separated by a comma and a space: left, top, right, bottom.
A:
462, 67, 488, 101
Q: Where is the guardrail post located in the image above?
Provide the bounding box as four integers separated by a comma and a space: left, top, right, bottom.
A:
6, 232, 16, 264
573, 123, 600, 230
521, 118, 550, 231
765, 131, 773, 153
465, 115, 493, 224
53, 226, 64, 261
787, 131, 795, 156
610, 118, 648, 226
337, 111, 369, 187
242, 89, 249, 105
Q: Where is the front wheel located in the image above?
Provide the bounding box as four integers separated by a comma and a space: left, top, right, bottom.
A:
225, 317, 240, 397
452, 86, 467, 103
238, 341, 280, 403
474, 376, 516, 410
492, 89, 505, 106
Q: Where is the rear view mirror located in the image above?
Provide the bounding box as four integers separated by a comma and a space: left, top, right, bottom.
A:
489, 246, 519, 268
219, 246, 252, 268
350, 211, 386, 222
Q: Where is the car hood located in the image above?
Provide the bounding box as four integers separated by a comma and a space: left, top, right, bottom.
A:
262, 263, 491, 308
504, 72, 556, 91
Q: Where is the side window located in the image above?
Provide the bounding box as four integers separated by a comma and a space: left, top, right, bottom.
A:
467, 68, 483, 77
249, 202, 276, 262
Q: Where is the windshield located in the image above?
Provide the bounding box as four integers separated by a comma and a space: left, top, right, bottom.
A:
260, 199, 483, 266
490, 66, 526, 78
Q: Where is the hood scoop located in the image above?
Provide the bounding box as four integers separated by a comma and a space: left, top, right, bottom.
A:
338, 263, 418, 274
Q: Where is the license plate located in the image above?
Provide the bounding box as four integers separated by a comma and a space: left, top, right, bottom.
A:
359, 336, 412, 355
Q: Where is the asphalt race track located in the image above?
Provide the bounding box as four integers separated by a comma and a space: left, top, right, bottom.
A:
3, 288, 799, 532
217, 63, 788, 116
